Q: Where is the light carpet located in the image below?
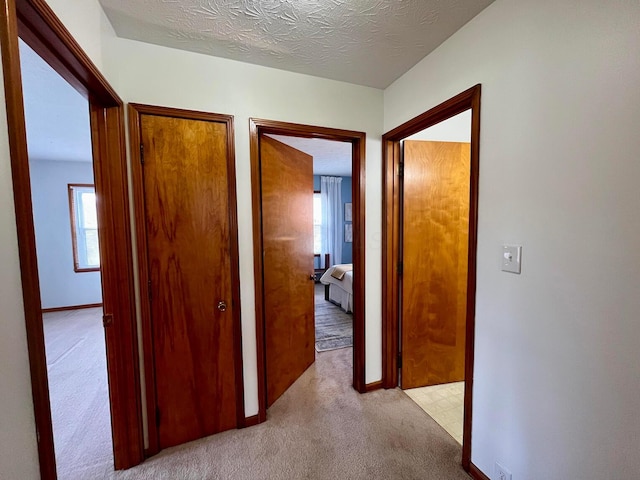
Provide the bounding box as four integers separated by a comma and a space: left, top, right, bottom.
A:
43, 307, 113, 480
102, 347, 469, 480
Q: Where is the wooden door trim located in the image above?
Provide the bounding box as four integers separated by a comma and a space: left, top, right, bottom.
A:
90, 102, 144, 470
0, 0, 143, 477
469, 462, 491, 480
15, 0, 119, 106
381, 84, 481, 472
250, 118, 366, 423
129, 103, 245, 456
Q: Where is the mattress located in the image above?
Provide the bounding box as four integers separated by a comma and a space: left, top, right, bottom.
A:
320, 264, 353, 313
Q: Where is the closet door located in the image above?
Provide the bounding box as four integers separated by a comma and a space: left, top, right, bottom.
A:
137, 108, 241, 450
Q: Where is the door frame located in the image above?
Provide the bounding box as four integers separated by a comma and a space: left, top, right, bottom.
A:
250, 118, 366, 422
0, 0, 144, 477
128, 103, 245, 456
381, 84, 481, 471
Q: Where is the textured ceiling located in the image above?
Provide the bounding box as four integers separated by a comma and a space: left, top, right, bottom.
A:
99, 0, 494, 89
267, 134, 352, 176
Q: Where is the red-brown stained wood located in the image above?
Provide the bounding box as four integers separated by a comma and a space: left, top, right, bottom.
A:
401, 141, 470, 389
261, 135, 315, 407
469, 463, 492, 480
90, 103, 145, 469
140, 114, 238, 449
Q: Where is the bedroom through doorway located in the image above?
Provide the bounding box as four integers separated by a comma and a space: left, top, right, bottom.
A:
250, 119, 366, 422
267, 135, 354, 355
19, 39, 113, 478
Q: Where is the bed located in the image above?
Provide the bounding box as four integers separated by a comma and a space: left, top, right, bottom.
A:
319, 264, 353, 313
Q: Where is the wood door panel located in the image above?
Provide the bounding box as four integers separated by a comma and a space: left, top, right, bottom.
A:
261, 135, 315, 407
141, 114, 237, 449
401, 141, 470, 389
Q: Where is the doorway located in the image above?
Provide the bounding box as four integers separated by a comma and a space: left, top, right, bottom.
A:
1, 0, 143, 477
400, 111, 472, 445
381, 85, 481, 472
249, 119, 366, 422
20, 39, 113, 477
266, 135, 355, 357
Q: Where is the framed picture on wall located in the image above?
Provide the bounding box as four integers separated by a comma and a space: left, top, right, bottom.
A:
345, 224, 353, 243
345, 202, 352, 222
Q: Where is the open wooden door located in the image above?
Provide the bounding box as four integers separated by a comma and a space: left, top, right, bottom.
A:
132, 106, 242, 451
261, 135, 315, 407
400, 140, 470, 389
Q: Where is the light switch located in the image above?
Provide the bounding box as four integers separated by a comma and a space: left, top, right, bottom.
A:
501, 245, 522, 274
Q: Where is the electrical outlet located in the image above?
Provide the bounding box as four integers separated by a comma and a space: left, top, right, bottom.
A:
495, 462, 512, 480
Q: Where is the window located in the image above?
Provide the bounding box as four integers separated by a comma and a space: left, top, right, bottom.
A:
313, 192, 322, 254
68, 184, 100, 272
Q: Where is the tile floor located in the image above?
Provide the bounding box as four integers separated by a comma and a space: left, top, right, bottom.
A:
404, 381, 464, 444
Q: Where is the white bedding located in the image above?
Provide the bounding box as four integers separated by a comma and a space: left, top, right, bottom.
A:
319, 264, 353, 312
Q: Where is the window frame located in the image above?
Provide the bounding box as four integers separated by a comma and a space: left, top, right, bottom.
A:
68, 183, 100, 272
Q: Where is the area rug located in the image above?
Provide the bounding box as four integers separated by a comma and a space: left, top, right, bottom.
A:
315, 288, 352, 352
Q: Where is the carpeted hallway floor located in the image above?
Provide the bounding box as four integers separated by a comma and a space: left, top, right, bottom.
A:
43, 307, 113, 480
45, 307, 469, 480
102, 347, 469, 480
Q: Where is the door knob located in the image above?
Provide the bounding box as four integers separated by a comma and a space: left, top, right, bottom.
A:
309, 274, 315, 281
217, 301, 227, 312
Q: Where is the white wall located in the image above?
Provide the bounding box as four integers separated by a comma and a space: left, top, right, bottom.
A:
44, 0, 104, 69
30, 160, 102, 309
385, 1, 640, 479
405, 110, 471, 142
102, 35, 384, 416
0, 51, 41, 480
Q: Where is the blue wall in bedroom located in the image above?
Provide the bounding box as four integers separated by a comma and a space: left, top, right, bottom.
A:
314, 175, 352, 265
30, 160, 103, 308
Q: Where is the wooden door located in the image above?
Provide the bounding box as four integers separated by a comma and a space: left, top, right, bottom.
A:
140, 112, 239, 449
261, 135, 315, 407
401, 140, 470, 389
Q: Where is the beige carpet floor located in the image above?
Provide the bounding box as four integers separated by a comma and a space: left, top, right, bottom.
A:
101, 347, 469, 480
43, 307, 113, 480
45, 306, 469, 480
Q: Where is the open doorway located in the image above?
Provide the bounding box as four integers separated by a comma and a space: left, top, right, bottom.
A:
250, 119, 366, 423
382, 85, 481, 472
399, 110, 472, 445
19, 39, 112, 477
267, 134, 354, 354
1, 1, 143, 476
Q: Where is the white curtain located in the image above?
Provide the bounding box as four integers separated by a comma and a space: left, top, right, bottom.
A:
321, 176, 343, 266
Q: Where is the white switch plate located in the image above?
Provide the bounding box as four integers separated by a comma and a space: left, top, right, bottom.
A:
501, 245, 522, 274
